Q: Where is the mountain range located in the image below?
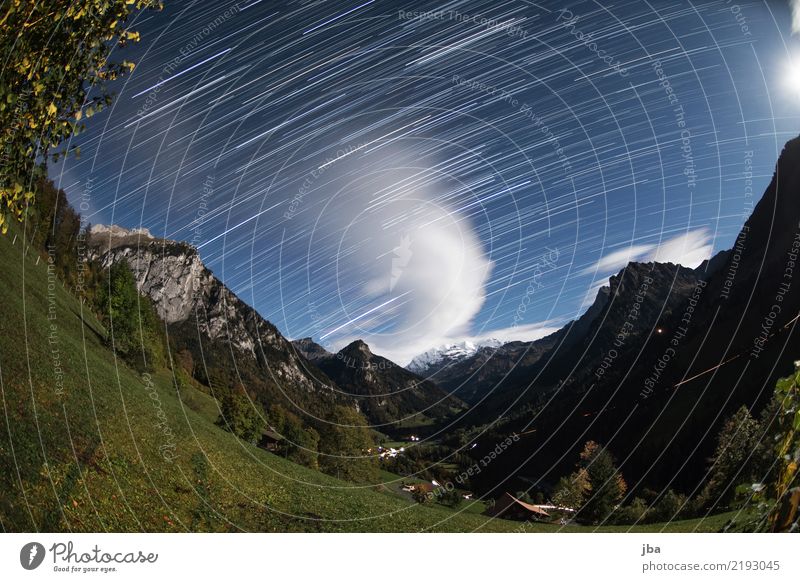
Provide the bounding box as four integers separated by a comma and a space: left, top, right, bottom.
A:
292, 337, 465, 426
87, 229, 462, 430
453, 137, 800, 495
85, 136, 800, 498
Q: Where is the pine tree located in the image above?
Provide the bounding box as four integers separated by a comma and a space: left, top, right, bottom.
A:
577, 441, 627, 524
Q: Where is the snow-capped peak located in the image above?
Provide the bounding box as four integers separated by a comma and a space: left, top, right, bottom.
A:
406, 339, 503, 374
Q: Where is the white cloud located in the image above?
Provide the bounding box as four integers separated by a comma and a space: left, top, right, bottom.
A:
314, 163, 494, 366
583, 228, 713, 279
792, 0, 800, 35
586, 243, 653, 275
648, 229, 713, 267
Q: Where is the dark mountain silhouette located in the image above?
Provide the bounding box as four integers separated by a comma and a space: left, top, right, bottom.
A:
298, 339, 466, 427
463, 137, 800, 497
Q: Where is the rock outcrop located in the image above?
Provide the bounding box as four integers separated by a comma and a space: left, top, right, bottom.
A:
87, 225, 336, 399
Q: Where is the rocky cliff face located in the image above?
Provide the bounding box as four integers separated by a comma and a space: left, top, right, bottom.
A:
89, 227, 205, 324
87, 225, 336, 399
291, 337, 333, 362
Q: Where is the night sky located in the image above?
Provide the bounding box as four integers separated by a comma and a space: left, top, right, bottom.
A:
52, 0, 800, 364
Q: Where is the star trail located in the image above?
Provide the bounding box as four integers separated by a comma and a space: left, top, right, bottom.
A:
52, 0, 800, 364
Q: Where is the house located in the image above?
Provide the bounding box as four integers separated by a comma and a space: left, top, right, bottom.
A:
484, 493, 550, 521
258, 428, 283, 452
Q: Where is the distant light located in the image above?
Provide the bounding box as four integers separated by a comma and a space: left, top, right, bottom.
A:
656, 328, 663, 334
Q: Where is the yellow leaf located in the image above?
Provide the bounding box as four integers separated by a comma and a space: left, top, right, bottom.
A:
47, 102, 57, 116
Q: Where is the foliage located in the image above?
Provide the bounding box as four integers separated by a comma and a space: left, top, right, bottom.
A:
216, 389, 266, 445
263, 403, 320, 468
651, 489, 688, 523
438, 488, 462, 508
22, 176, 81, 275
412, 488, 432, 504
696, 405, 764, 510
95, 260, 164, 372
318, 406, 379, 483
748, 364, 800, 532
576, 441, 628, 524
514, 490, 534, 504
551, 468, 591, 509
613, 497, 650, 525
0, 0, 160, 232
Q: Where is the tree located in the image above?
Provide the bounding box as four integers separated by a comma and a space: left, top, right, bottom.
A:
577, 441, 627, 524
735, 365, 800, 532
613, 497, 650, 525
95, 260, 163, 371
514, 490, 534, 504
216, 389, 265, 444
282, 412, 320, 470
651, 489, 688, 523
697, 406, 762, 510
765, 365, 800, 532
551, 468, 591, 509
25, 177, 81, 280
318, 406, 379, 483
266, 403, 287, 433
0, 1, 160, 232
263, 403, 319, 468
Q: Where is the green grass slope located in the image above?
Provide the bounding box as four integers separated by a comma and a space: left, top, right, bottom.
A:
0, 225, 740, 532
